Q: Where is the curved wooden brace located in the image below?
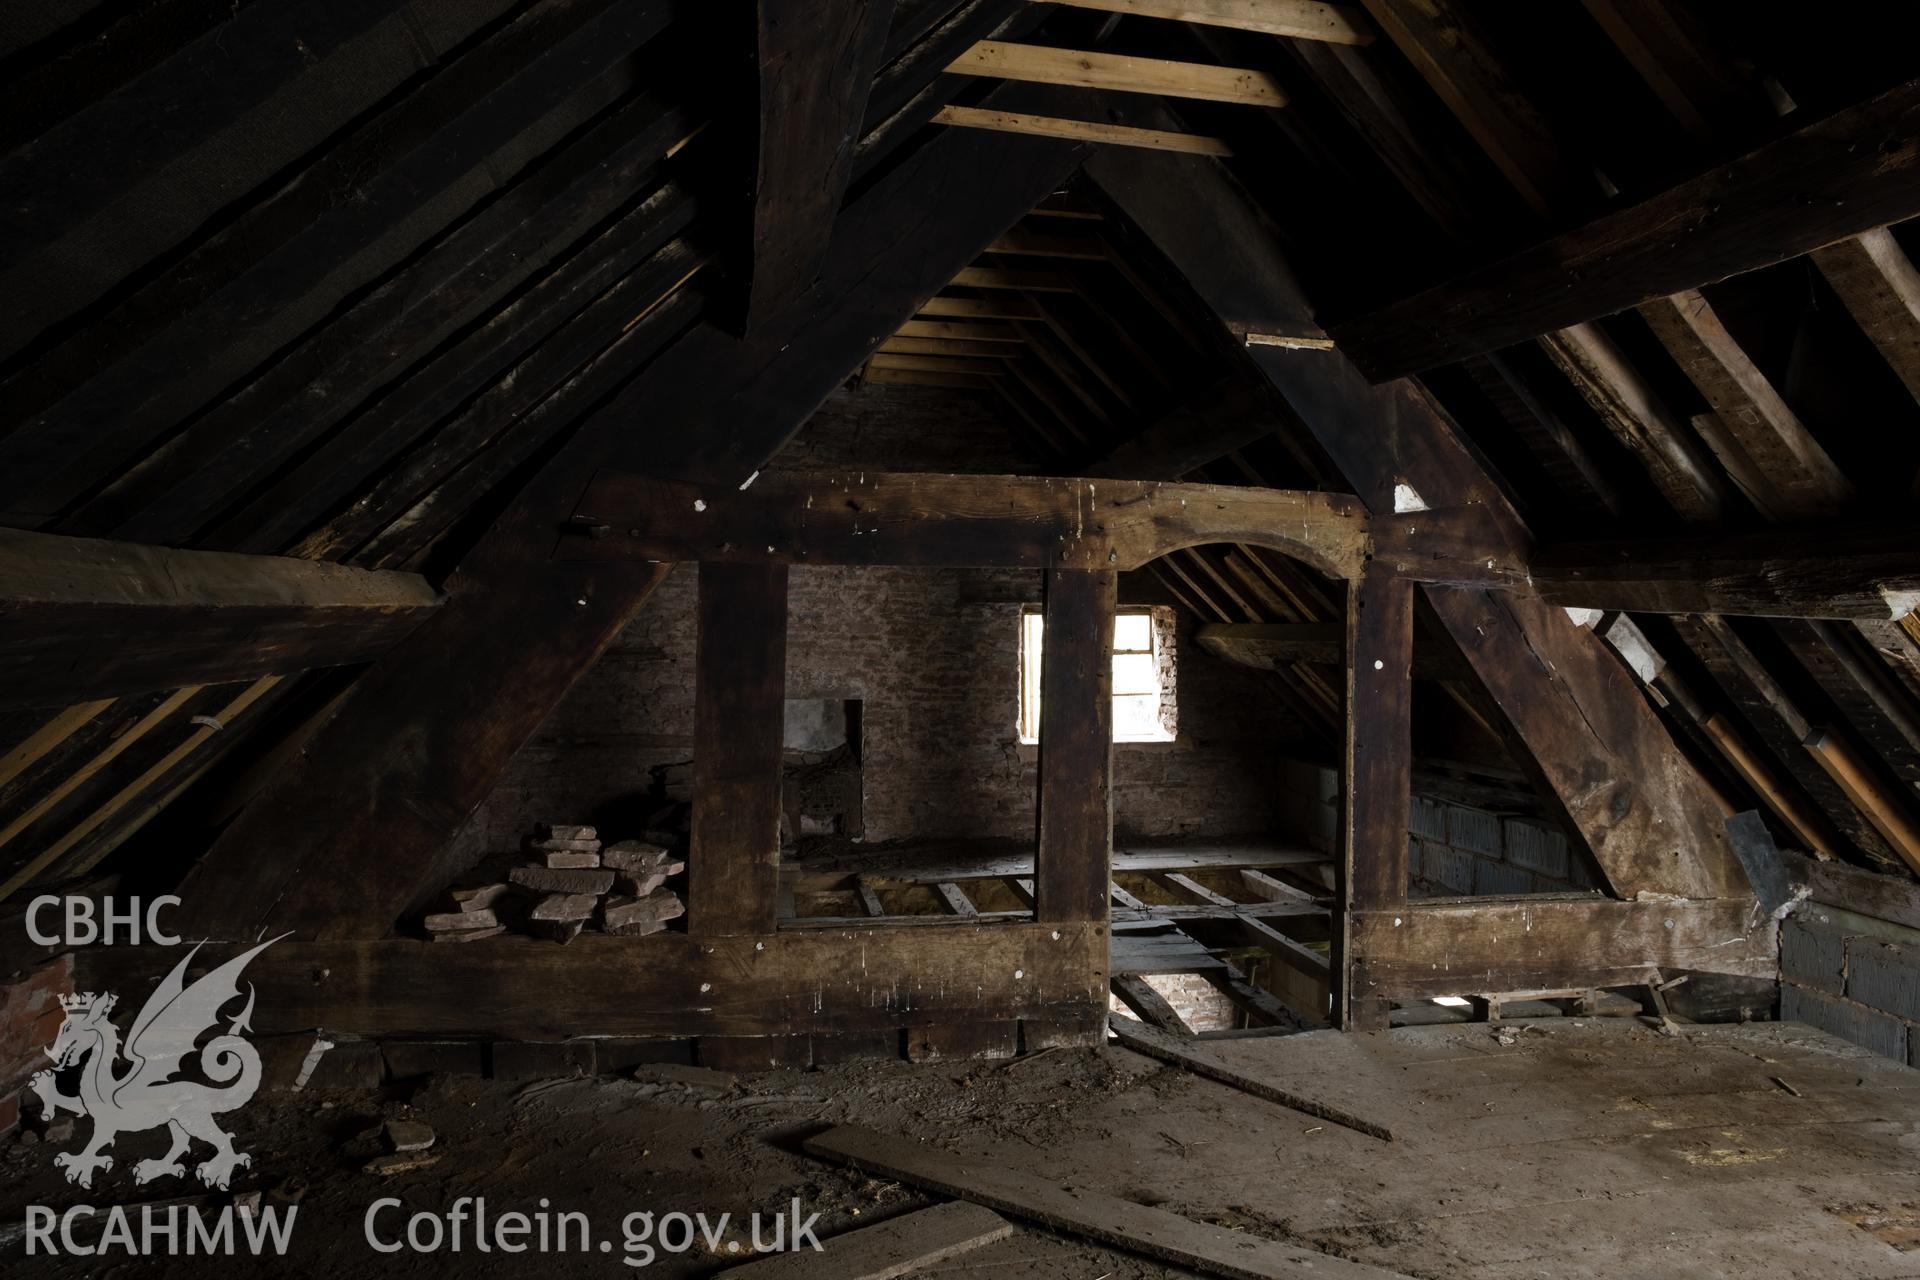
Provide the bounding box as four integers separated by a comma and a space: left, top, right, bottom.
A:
558, 469, 1520, 585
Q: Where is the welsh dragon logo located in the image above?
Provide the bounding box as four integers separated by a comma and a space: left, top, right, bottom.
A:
31, 936, 282, 1190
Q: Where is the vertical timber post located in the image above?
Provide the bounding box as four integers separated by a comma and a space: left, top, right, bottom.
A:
1340, 567, 1414, 1029
1035, 569, 1115, 1045
1036, 569, 1116, 922
689, 562, 790, 936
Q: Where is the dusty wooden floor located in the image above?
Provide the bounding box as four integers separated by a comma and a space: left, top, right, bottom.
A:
5, 1019, 1918, 1277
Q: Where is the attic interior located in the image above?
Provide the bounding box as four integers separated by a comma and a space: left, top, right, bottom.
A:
5, 0, 1920, 1275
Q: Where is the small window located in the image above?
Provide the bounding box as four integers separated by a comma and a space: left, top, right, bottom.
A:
1018, 608, 1174, 744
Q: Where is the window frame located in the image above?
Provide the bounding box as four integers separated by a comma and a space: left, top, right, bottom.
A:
1017, 605, 1174, 745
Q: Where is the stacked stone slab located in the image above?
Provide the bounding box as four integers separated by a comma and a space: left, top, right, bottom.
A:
419, 824, 685, 943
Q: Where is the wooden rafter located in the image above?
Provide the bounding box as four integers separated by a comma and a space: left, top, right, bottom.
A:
1532, 523, 1920, 621
1328, 77, 1920, 382
1637, 290, 1854, 517
934, 105, 1232, 156
1357, 0, 1595, 218
1812, 227, 1920, 411
746, 0, 892, 330
0, 529, 441, 708
1040, 0, 1373, 44
949, 41, 1288, 107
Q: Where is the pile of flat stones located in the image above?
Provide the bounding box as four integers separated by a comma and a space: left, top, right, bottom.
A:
420, 823, 685, 943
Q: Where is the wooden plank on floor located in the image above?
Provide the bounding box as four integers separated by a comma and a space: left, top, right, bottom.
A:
718, 1201, 1013, 1277
805, 1124, 1412, 1279
1107, 1018, 1393, 1140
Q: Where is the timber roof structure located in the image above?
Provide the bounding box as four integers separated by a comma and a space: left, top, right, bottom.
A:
3, 0, 1920, 956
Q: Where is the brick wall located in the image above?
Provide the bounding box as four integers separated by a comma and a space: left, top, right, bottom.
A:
1276, 759, 1596, 894
1408, 798, 1599, 897
1110, 973, 1242, 1033
454, 380, 1301, 860
1780, 903, 1920, 1066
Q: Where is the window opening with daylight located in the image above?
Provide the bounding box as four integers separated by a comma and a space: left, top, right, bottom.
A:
1018, 608, 1174, 744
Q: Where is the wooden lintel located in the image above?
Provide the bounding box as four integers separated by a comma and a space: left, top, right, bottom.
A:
72, 925, 1107, 1042
0, 528, 441, 708
1328, 76, 1920, 381
1532, 521, 1920, 620
1349, 896, 1772, 999
561, 469, 1522, 585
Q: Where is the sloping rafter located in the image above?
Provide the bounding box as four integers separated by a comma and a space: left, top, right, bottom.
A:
0, 530, 441, 708
745, 0, 892, 331
1327, 77, 1920, 381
